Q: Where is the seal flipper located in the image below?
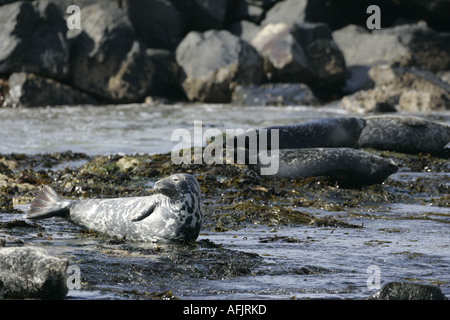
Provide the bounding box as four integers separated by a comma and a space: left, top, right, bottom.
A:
25, 185, 70, 220
130, 202, 157, 222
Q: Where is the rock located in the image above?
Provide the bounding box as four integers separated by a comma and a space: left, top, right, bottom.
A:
358, 115, 450, 156
228, 19, 262, 44
69, 2, 155, 103
0, 1, 70, 80
341, 66, 374, 95
243, 0, 279, 9
0, 279, 3, 300
438, 70, 450, 85
231, 82, 319, 106
8, 72, 98, 107
144, 49, 184, 99
231, 0, 265, 24
340, 65, 450, 113
251, 22, 346, 90
261, 0, 308, 26
333, 23, 450, 73
121, 0, 182, 50
398, 0, 450, 32
0, 246, 69, 299
370, 281, 447, 300
176, 29, 264, 103
170, 0, 227, 32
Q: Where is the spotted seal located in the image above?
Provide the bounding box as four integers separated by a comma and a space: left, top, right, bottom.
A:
25, 174, 203, 243
248, 148, 398, 187
358, 115, 450, 157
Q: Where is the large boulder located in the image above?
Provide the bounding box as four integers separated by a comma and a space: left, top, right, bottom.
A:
333, 23, 450, 73
0, 1, 70, 80
251, 22, 346, 90
8, 72, 98, 107
121, 0, 182, 50
340, 65, 450, 113
69, 2, 155, 103
144, 49, 185, 99
0, 246, 69, 300
176, 29, 264, 103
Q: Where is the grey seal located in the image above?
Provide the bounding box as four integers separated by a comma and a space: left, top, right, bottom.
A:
0, 246, 68, 299
25, 173, 203, 243
233, 117, 366, 151
249, 148, 398, 187
358, 115, 450, 157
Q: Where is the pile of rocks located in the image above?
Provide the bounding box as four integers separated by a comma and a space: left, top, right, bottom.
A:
0, 0, 449, 110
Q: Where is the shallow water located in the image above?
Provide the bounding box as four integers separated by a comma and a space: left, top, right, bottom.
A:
2, 103, 448, 155
0, 103, 449, 300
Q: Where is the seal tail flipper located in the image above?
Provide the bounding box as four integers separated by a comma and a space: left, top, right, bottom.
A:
25, 186, 70, 220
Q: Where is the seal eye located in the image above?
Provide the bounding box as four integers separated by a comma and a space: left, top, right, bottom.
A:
173, 177, 179, 182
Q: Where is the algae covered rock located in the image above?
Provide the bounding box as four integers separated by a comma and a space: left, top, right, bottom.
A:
0, 246, 69, 299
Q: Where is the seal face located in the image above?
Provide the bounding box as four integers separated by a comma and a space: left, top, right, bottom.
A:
25, 174, 203, 243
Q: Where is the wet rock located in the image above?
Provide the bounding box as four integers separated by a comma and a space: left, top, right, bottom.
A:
231, 82, 319, 106
121, 0, 182, 50
358, 115, 450, 156
251, 22, 346, 90
0, 1, 70, 80
248, 147, 398, 187
170, 0, 227, 32
340, 65, 450, 113
333, 23, 450, 73
0, 246, 68, 299
69, 2, 155, 103
176, 29, 264, 103
370, 281, 447, 300
8, 72, 98, 107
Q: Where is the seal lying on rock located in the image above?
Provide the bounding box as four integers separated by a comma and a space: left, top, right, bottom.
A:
248, 148, 398, 187
358, 115, 450, 157
0, 246, 68, 299
25, 174, 203, 243
233, 117, 366, 150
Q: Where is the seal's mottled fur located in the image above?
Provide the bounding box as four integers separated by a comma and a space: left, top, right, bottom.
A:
25, 174, 203, 243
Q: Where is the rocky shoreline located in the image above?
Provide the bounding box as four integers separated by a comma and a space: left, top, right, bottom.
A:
0, 142, 449, 299
0, 0, 449, 110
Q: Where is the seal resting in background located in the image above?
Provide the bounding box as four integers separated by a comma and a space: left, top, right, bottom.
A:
358, 115, 450, 157
248, 148, 398, 187
25, 174, 203, 243
233, 117, 366, 150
